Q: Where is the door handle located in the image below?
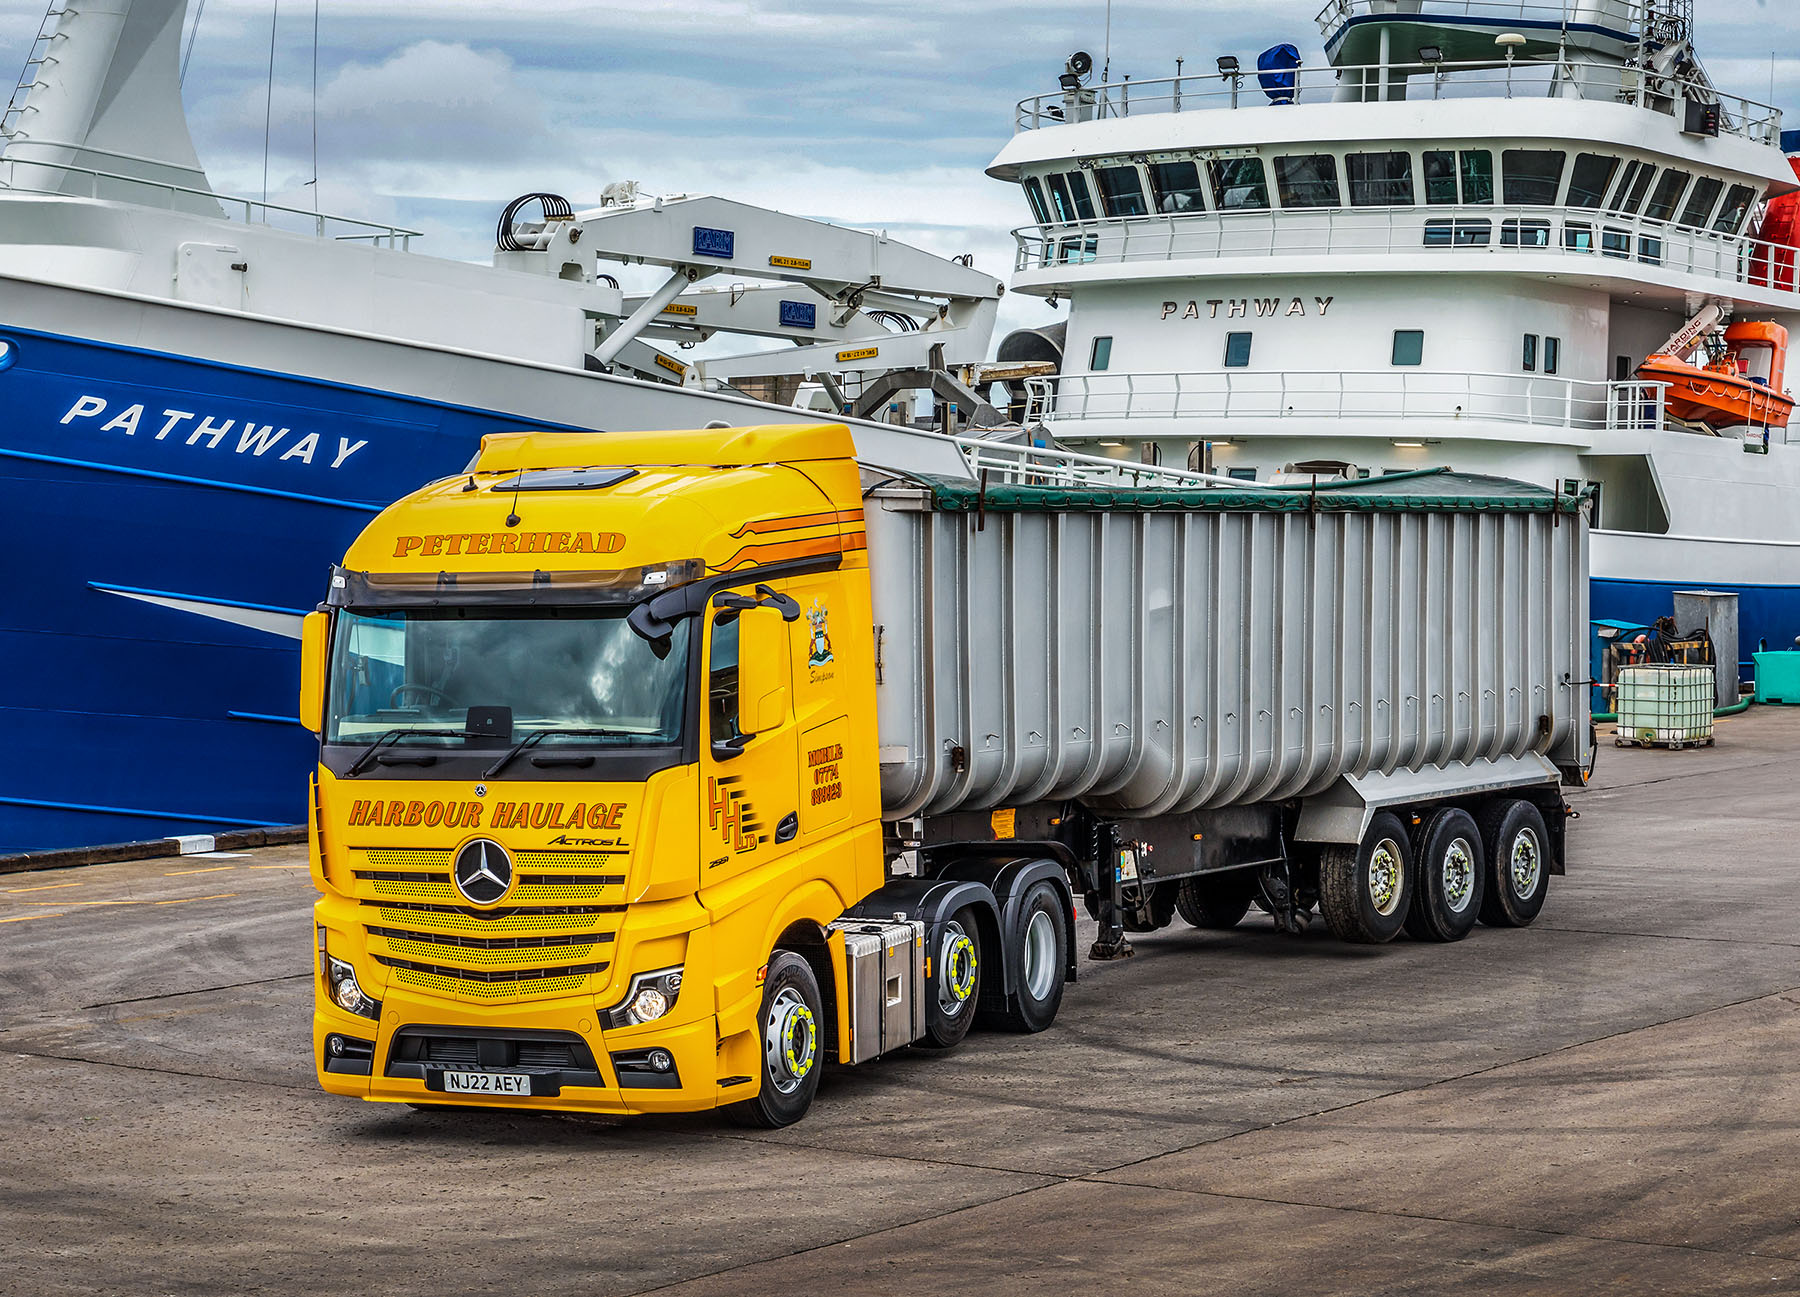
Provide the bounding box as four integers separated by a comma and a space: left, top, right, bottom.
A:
775, 813, 799, 844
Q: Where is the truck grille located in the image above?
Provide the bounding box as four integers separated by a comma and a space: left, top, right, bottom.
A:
348, 845, 627, 1002
387, 1028, 602, 1088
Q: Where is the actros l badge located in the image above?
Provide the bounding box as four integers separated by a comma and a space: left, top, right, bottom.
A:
452, 839, 514, 905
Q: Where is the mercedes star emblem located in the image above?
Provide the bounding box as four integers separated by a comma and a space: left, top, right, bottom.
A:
452, 838, 514, 906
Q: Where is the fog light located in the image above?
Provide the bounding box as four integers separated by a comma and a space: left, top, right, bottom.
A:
646, 1048, 674, 1073
327, 1034, 346, 1057
607, 966, 684, 1028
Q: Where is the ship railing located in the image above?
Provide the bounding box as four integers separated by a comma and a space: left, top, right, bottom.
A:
0, 143, 422, 248
1024, 370, 1671, 434
1014, 58, 1780, 147
1013, 205, 1800, 299
944, 428, 1238, 487
1315, 0, 1658, 37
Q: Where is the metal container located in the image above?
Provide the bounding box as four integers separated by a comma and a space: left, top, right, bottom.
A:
1672, 589, 1740, 711
868, 474, 1589, 819
827, 919, 925, 1064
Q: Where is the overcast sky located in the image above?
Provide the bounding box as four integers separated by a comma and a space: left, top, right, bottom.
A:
3, 0, 1796, 344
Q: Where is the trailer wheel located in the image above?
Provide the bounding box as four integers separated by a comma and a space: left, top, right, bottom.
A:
1404, 808, 1485, 943
992, 881, 1067, 1034
726, 951, 823, 1129
918, 909, 982, 1048
1319, 812, 1412, 944
1175, 871, 1258, 930
1476, 800, 1551, 928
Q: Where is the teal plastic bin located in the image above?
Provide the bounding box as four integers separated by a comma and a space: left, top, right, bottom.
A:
1753, 651, 1800, 705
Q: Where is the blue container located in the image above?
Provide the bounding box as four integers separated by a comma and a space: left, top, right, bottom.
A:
1754, 651, 1800, 704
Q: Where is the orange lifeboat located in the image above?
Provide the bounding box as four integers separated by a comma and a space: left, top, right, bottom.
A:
1635, 321, 1795, 430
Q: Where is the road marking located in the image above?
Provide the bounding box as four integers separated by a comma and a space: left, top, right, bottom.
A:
187, 852, 251, 860
166, 866, 236, 876
0, 913, 60, 923
154, 893, 237, 906
6, 881, 83, 893
247, 864, 303, 870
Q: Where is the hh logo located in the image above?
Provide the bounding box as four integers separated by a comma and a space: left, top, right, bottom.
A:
708, 777, 765, 855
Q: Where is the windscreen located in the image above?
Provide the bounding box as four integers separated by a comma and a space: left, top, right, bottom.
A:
326, 608, 690, 750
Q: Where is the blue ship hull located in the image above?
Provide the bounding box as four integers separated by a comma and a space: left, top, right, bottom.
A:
0, 321, 595, 854
1592, 578, 1800, 677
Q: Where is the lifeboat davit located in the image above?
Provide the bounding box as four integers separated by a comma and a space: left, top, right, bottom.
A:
1636, 321, 1795, 430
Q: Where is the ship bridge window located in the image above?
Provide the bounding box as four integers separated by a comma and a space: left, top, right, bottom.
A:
1566, 153, 1620, 209
1391, 330, 1425, 366
1564, 221, 1593, 251
1094, 165, 1149, 217
1678, 176, 1724, 228
1022, 177, 1051, 224
1066, 172, 1097, 219
1501, 150, 1566, 206
1644, 169, 1692, 223
1224, 332, 1253, 367
1348, 151, 1414, 206
1274, 154, 1341, 208
1422, 150, 1493, 205
1090, 335, 1113, 370
1609, 160, 1655, 215
1149, 160, 1207, 212
1714, 184, 1758, 233
1208, 157, 1270, 210
1047, 173, 1097, 223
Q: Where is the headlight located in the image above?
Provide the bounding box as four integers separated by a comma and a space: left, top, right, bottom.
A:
607, 967, 683, 1029
322, 950, 381, 1020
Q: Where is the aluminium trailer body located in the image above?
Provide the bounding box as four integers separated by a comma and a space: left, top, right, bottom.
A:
871, 469, 1592, 953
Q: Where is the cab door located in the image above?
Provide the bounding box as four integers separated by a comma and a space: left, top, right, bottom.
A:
698, 586, 801, 892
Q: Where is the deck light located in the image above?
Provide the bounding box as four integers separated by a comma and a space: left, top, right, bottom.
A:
1418, 45, 1443, 64
1216, 55, 1240, 74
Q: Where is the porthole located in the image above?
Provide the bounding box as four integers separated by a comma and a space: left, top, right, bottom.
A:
0, 338, 17, 372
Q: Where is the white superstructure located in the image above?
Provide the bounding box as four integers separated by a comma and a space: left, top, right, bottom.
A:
987, 1, 1800, 641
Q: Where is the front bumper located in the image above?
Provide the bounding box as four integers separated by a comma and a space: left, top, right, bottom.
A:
315, 987, 746, 1116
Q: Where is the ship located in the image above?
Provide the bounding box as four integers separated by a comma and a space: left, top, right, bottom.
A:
0, 0, 1066, 853
988, 0, 1800, 673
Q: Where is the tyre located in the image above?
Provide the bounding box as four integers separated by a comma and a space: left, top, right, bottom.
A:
918, 908, 982, 1048
1318, 811, 1413, 944
726, 950, 823, 1128
1404, 808, 1485, 943
1477, 799, 1551, 928
991, 881, 1067, 1034
1175, 870, 1258, 930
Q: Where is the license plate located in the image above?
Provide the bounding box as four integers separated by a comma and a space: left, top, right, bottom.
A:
441, 1070, 531, 1096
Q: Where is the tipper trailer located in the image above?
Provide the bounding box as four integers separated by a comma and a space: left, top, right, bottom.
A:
303, 422, 1591, 1125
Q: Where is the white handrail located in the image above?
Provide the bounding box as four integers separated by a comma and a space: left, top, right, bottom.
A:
0, 153, 423, 248
943, 430, 1245, 486
1013, 203, 1800, 300
1015, 56, 1780, 146
1025, 370, 1673, 433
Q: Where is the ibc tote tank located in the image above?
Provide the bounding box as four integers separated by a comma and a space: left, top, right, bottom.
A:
867, 469, 1589, 821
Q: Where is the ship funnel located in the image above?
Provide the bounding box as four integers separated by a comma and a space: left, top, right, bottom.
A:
2, 0, 219, 217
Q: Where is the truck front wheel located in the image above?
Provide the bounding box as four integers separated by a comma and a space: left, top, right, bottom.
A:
1319, 812, 1412, 944
727, 951, 823, 1129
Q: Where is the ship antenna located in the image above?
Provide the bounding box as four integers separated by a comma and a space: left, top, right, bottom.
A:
1102, 0, 1112, 81
261, 0, 279, 208
181, 0, 210, 85
309, 0, 319, 214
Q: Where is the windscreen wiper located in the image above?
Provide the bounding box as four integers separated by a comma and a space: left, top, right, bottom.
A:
483, 728, 633, 779
345, 728, 468, 777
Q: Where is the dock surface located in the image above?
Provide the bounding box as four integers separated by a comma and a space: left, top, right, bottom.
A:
5, 710, 1799, 1294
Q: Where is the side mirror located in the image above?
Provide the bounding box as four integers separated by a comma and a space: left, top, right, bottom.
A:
299, 611, 329, 734
736, 606, 790, 738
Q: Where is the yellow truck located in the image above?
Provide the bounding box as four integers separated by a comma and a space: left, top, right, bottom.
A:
305, 422, 1590, 1125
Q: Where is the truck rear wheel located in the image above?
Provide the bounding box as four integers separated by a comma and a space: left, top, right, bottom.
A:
726, 951, 823, 1129
919, 909, 982, 1048
1477, 799, 1551, 928
1319, 812, 1412, 944
992, 881, 1066, 1034
1175, 871, 1258, 929
1404, 808, 1485, 943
